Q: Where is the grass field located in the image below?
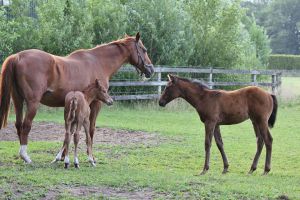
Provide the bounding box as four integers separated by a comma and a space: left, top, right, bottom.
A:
1, 77, 300, 199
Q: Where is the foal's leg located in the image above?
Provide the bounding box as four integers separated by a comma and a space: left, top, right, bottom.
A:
200, 121, 215, 175
249, 122, 264, 174
19, 101, 39, 163
214, 125, 229, 174
89, 100, 102, 162
63, 128, 72, 169
73, 130, 80, 168
83, 120, 95, 166
257, 121, 273, 175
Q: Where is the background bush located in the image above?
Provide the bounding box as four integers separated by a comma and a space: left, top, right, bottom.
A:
0, 0, 271, 69
268, 54, 300, 70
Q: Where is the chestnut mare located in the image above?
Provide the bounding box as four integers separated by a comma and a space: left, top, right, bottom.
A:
0, 32, 154, 164
159, 74, 277, 175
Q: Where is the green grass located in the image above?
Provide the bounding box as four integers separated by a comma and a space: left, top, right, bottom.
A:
1, 99, 300, 199
1, 72, 300, 199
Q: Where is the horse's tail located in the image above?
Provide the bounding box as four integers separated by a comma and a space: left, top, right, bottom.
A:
67, 97, 78, 123
0, 55, 17, 129
268, 94, 278, 128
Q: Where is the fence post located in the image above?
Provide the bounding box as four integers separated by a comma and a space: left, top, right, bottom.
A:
272, 74, 277, 94
157, 68, 162, 95
208, 68, 213, 89
251, 71, 257, 86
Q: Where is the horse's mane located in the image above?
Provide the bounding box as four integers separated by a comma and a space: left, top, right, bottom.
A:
96, 36, 135, 48
68, 36, 135, 57
178, 77, 210, 90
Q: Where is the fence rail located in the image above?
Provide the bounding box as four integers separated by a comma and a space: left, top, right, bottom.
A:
110, 67, 282, 100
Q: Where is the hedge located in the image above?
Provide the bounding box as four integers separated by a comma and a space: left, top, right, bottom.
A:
268, 54, 300, 70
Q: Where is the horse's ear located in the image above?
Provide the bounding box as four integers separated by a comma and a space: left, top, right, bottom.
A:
135, 32, 140, 41
124, 33, 129, 38
168, 74, 177, 83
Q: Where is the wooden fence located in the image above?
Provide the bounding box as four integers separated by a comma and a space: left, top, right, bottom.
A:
109, 67, 282, 100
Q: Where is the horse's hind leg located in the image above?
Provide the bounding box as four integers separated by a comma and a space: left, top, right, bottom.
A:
257, 121, 273, 175
214, 125, 229, 174
263, 129, 273, 175
19, 101, 39, 163
249, 121, 264, 174
12, 90, 24, 141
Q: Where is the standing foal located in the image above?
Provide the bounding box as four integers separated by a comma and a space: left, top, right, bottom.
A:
53, 79, 113, 168
159, 74, 277, 175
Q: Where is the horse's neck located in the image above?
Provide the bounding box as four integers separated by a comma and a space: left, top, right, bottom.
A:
90, 44, 130, 78
180, 83, 206, 109
83, 90, 96, 105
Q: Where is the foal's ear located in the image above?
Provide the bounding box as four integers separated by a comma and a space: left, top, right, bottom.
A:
95, 79, 101, 88
135, 32, 140, 41
168, 74, 177, 83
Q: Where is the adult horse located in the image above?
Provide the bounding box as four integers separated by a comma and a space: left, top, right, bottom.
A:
159, 74, 277, 175
0, 32, 154, 163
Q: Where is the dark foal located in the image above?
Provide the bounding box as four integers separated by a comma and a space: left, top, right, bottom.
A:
159, 74, 277, 175
52, 79, 113, 168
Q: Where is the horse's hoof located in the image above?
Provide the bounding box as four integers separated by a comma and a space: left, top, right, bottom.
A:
222, 169, 228, 174
262, 171, 269, 175
200, 170, 208, 175
64, 163, 69, 169
74, 163, 79, 169
90, 162, 96, 167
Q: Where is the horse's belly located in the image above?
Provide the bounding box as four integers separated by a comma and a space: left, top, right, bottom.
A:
219, 113, 249, 125
40, 91, 65, 107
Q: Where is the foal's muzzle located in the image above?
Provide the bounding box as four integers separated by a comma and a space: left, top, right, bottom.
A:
158, 99, 166, 107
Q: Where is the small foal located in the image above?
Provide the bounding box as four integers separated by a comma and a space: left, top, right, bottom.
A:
52, 79, 113, 168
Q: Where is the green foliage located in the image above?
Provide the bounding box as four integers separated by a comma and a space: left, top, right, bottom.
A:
36, 0, 94, 55
244, 0, 300, 55
243, 15, 271, 66
125, 0, 193, 65
187, 0, 265, 69
0, 0, 271, 69
268, 54, 300, 70
87, 0, 128, 44
0, 0, 39, 60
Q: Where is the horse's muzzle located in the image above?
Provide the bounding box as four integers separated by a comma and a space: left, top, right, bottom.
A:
158, 99, 166, 107
105, 99, 114, 106
144, 64, 154, 78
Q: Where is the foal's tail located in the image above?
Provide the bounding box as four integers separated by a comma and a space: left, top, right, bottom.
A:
67, 97, 78, 123
268, 94, 278, 128
0, 55, 17, 129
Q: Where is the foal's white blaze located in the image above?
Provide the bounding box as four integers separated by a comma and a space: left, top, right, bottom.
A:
19, 145, 32, 163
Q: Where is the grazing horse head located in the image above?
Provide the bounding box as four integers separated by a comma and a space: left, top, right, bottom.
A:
159, 74, 181, 107
127, 32, 154, 78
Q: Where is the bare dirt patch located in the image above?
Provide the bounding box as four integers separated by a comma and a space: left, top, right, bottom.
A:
43, 185, 166, 200
0, 122, 170, 147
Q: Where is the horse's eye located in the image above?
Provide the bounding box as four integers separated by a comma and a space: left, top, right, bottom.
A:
143, 48, 147, 53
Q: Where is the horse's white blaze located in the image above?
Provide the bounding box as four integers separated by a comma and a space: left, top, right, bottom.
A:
19, 145, 31, 163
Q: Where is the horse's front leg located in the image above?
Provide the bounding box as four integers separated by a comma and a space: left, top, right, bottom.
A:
200, 121, 216, 175
89, 100, 102, 163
